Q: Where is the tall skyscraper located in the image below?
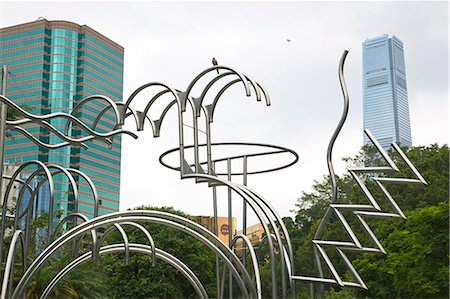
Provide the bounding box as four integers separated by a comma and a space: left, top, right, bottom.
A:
0, 19, 124, 219
362, 34, 412, 150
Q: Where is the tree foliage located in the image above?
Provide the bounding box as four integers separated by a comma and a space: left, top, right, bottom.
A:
292, 144, 449, 298
99, 206, 217, 298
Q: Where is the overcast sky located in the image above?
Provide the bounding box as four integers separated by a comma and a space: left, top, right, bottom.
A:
1, 1, 448, 227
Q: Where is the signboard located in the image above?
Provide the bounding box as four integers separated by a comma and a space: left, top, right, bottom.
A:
220, 224, 229, 235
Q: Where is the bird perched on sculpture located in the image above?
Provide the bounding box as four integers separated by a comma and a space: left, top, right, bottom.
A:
212, 57, 219, 74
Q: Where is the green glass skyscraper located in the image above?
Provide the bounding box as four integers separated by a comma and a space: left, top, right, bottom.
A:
0, 19, 124, 218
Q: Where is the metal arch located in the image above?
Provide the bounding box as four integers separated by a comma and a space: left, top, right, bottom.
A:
236, 185, 291, 298
254, 233, 294, 296
0, 161, 54, 280
40, 244, 209, 299
121, 82, 184, 118
195, 72, 263, 118
189, 74, 271, 177
183, 66, 252, 110
112, 222, 156, 267
123, 82, 188, 177
254, 81, 271, 106
180, 70, 269, 178
50, 212, 97, 259
205, 77, 269, 124
91, 104, 131, 133
146, 99, 178, 137
0, 175, 33, 220
64, 168, 99, 217
15, 216, 252, 298
182, 173, 280, 299
0, 230, 25, 299
28, 167, 99, 219
99, 217, 253, 298
97, 223, 130, 265
18, 165, 78, 259
16, 164, 79, 245
51, 213, 91, 242
69, 94, 121, 128
243, 187, 296, 297
230, 234, 262, 299
108, 104, 143, 132
13, 211, 257, 299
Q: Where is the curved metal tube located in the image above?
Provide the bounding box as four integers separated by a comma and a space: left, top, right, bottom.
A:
183, 66, 251, 111
18, 164, 78, 247
51, 213, 91, 241
90, 104, 134, 134
1, 230, 25, 299
13, 211, 256, 299
206, 78, 269, 124
1, 175, 33, 220
244, 187, 296, 297
40, 244, 208, 299
29, 167, 99, 219
50, 212, 96, 259
0, 95, 136, 142
122, 82, 182, 118
124, 82, 186, 177
230, 234, 262, 299
237, 186, 291, 298
141, 89, 174, 119
69, 94, 121, 128
183, 173, 279, 299
97, 223, 130, 265
312, 50, 349, 295
195, 72, 264, 118
159, 142, 299, 175
119, 221, 156, 266
0, 161, 54, 280
6, 125, 88, 149
7, 119, 90, 149
148, 99, 177, 137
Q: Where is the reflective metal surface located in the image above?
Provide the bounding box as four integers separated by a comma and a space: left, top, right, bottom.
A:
0, 57, 427, 299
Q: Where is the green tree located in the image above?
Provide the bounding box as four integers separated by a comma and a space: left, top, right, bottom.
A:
292, 144, 449, 298
100, 206, 217, 299
24, 252, 108, 299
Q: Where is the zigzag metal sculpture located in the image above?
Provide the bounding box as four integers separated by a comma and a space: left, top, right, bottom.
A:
292, 51, 428, 297
0, 52, 427, 299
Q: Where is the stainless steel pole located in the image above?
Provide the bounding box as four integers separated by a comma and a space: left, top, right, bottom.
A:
227, 158, 232, 298
0, 65, 8, 280
0, 65, 7, 196
212, 162, 221, 299
242, 156, 247, 267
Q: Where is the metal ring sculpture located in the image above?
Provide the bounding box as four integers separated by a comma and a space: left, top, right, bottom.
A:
0, 56, 427, 299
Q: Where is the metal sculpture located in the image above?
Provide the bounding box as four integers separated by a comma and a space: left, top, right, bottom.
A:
0, 51, 427, 299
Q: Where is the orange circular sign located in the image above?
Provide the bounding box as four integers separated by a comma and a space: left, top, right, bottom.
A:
220, 224, 229, 235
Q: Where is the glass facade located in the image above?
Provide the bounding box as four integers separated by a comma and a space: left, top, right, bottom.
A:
362, 34, 412, 150
0, 19, 124, 220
